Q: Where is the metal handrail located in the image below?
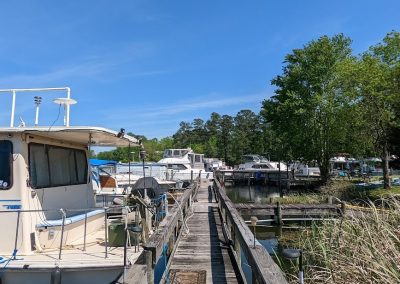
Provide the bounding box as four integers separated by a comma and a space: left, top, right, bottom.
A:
3, 204, 139, 262
0, 205, 137, 214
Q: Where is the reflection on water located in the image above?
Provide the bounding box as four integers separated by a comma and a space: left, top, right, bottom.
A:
224, 184, 302, 255
224, 184, 282, 203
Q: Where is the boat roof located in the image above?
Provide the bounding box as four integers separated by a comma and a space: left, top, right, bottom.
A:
0, 126, 139, 147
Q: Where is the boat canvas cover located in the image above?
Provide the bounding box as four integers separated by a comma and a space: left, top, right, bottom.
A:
0, 126, 139, 147
90, 159, 118, 166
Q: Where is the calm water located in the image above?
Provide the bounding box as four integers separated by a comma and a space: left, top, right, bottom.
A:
224, 184, 304, 255
224, 183, 282, 204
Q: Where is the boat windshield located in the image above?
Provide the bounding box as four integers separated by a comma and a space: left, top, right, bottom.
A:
0, 140, 12, 190
163, 149, 190, 158
243, 155, 260, 163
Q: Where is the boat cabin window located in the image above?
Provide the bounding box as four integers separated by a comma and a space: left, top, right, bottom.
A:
194, 155, 202, 163
0, 140, 12, 190
167, 164, 188, 170
252, 164, 272, 169
173, 150, 180, 156
29, 143, 88, 188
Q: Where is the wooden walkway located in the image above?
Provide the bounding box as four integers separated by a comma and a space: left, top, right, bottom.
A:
169, 184, 243, 283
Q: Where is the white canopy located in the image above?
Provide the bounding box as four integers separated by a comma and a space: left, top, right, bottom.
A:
0, 126, 139, 147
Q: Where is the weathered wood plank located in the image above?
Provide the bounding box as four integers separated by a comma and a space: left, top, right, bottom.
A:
214, 178, 288, 284
116, 264, 147, 284
169, 183, 242, 284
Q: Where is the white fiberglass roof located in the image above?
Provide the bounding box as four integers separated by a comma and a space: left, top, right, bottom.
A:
0, 126, 139, 147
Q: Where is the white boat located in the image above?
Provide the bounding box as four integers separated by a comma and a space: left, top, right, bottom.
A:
158, 148, 213, 181
0, 88, 146, 284
238, 155, 287, 171
289, 161, 320, 177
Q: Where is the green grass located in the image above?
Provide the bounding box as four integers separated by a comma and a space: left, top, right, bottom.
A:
367, 186, 400, 199
280, 198, 400, 283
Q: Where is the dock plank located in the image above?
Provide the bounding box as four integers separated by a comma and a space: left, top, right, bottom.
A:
169, 184, 242, 284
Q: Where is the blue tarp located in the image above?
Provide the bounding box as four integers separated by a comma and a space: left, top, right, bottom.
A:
90, 159, 117, 167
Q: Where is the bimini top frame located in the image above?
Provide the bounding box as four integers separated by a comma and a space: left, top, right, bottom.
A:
0, 126, 139, 147
0, 87, 72, 127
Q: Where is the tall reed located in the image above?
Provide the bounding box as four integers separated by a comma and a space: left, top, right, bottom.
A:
284, 197, 400, 283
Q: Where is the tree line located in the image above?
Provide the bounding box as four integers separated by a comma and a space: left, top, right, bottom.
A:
96, 31, 400, 187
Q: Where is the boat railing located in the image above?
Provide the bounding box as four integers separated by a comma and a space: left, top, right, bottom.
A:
166, 170, 212, 182
0, 204, 139, 261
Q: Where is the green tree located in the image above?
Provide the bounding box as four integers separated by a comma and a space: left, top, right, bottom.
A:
218, 115, 234, 165
232, 110, 262, 164
355, 31, 400, 188
262, 34, 356, 183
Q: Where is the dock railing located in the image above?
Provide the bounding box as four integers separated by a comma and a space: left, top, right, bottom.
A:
142, 179, 200, 284
214, 177, 288, 284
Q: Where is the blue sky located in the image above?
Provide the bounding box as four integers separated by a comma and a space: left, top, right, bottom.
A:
0, 0, 399, 138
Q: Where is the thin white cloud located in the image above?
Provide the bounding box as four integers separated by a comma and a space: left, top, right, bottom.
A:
104, 91, 269, 122
0, 40, 162, 86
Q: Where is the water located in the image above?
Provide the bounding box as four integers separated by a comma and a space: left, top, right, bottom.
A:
224, 183, 282, 204
224, 184, 303, 255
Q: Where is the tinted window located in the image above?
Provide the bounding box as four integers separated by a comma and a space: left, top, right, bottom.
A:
29, 143, 88, 188
0, 140, 12, 189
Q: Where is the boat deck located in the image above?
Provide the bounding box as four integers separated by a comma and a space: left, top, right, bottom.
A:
3, 225, 143, 269
169, 184, 242, 283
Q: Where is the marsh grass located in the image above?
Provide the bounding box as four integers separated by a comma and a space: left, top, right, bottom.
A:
280, 197, 400, 283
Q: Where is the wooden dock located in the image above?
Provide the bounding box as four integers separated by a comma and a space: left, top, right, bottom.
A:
235, 203, 342, 224
168, 183, 243, 283
133, 178, 287, 284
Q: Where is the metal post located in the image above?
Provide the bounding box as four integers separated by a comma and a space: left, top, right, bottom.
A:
128, 144, 131, 187
59, 209, 66, 260
83, 210, 88, 251
66, 87, 71, 127
140, 150, 147, 199
104, 208, 108, 258
13, 211, 21, 259
10, 90, 16, 127
124, 209, 128, 269
299, 251, 304, 284
34, 96, 42, 127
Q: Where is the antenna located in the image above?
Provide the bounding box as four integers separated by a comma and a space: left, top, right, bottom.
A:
53, 98, 77, 127
19, 117, 26, 127
34, 96, 42, 126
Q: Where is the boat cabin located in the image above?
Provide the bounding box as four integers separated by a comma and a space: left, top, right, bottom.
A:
161, 148, 205, 170
0, 127, 138, 255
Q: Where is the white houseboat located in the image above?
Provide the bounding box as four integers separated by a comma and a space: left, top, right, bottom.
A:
0, 88, 145, 284
158, 148, 213, 181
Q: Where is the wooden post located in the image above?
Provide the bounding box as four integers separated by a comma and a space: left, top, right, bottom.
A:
340, 202, 346, 217
278, 162, 282, 197
145, 250, 154, 284
327, 196, 333, 205
234, 228, 241, 265
275, 202, 283, 225
168, 236, 174, 257
191, 170, 193, 183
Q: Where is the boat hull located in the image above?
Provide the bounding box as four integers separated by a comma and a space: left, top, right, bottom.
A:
1, 265, 126, 284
